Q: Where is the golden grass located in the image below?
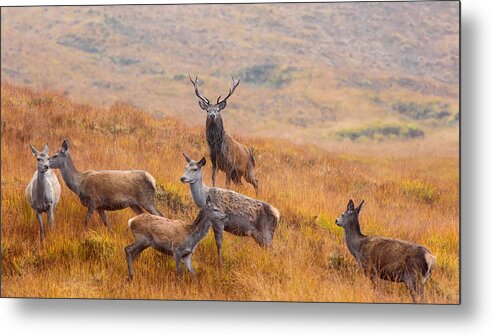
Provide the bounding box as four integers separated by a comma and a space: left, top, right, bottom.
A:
1, 84, 459, 303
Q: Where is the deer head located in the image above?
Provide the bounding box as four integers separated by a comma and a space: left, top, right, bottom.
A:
48, 139, 70, 169
189, 75, 240, 123
30, 143, 50, 173
335, 199, 365, 228
180, 153, 206, 185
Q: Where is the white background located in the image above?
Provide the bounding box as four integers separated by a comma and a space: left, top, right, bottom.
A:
1, 0, 489, 335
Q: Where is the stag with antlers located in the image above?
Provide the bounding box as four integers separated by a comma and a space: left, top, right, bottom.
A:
189, 75, 259, 195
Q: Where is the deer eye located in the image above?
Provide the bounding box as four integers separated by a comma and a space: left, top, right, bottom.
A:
193, 168, 198, 172
37, 158, 41, 161
52, 155, 58, 158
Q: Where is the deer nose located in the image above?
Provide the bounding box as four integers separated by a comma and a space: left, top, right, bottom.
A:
44, 164, 49, 169
180, 176, 186, 183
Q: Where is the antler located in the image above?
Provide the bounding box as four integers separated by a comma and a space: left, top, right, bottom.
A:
189, 75, 210, 105
217, 74, 241, 105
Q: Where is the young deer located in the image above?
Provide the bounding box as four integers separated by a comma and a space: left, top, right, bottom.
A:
25, 144, 61, 244
335, 199, 437, 303
180, 153, 280, 268
125, 195, 227, 281
48, 139, 162, 228
190, 75, 259, 195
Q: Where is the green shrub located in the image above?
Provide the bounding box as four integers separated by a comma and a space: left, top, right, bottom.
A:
337, 123, 424, 141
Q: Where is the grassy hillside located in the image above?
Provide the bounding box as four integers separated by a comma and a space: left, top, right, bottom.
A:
1, 3, 459, 146
1, 84, 459, 303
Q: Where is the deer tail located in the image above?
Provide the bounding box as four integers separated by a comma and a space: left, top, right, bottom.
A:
423, 252, 437, 281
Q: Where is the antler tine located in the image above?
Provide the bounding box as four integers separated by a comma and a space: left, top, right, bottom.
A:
189, 74, 210, 105
217, 74, 241, 105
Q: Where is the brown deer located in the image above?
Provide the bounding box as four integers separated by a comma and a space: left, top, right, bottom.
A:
180, 154, 280, 268
48, 139, 162, 228
335, 199, 437, 303
25, 143, 61, 244
125, 195, 227, 281
189, 75, 259, 195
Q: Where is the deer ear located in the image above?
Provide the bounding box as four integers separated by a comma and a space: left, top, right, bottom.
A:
182, 153, 192, 163
198, 157, 206, 167
217, 100, 227, 110
198, 100, 209, 110
206, 195, 212, 206
61, 139, 69, 153
42, 143, 49, 155
347, 199, 355, 211
356, 200, 365, 214
29, 144, 39, 157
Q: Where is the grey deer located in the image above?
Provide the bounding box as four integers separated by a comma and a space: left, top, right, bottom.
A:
125, 195, 227, 281
335, 199, 437, 303
25, 143, 61, 244
190, 75, 259, 195
49, 139, 162, 228
180, 154, 280, 267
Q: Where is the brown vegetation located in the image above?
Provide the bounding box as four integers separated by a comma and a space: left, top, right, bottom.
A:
1, 84, 458, 303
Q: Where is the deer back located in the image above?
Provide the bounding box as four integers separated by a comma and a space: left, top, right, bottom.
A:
129, 214, 190, 245
220, 134, 251, 172
359, 236, 430, 280
79, 170, 156, 203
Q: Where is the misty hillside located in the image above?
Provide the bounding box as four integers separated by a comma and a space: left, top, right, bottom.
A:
1, 2, 459, 145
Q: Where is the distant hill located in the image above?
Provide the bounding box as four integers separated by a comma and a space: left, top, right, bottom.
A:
1, 2, 459, 146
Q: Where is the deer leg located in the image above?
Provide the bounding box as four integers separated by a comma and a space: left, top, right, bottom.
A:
369, 270, 382, 300
142, 204, 163, 217
225, 172, 231, 189
36, 211, 45, 245
48, 205, 55, 229
130, 205, 144, 215
404, 277, 418, 303
97, 209, 111, 229
183, 254, 195, 278
125, 240, 149, 281
84, 206, 95, 228
212, 164, 217, 187
174, 252, 184, 282
245, 171, 259, 196
416, 279, 426, 303
212, 224, 224, 268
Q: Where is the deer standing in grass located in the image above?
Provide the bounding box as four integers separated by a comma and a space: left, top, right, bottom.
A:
125, 195, 227, 281
25, 144, 61, 244
48, 139, 162, 229
180, 154, 280, 268
190, 75, 259, 195
335, 199, 437, 303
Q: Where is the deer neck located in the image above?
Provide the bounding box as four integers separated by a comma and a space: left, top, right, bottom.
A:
184, 211, 213, 250
35, 170, 48, 201
189, 174, 210, 209
343, 218, 366, 259
206, 117, 225, 148
59, 154, 82, 195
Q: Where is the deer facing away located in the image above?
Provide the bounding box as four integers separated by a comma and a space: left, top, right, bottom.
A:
125, 195, 227, 281
190, 75, 259, 195
180, 153, 280, 268
335, 199, 437, 303
48, 139, 162, 228
25, 144, 61, 244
